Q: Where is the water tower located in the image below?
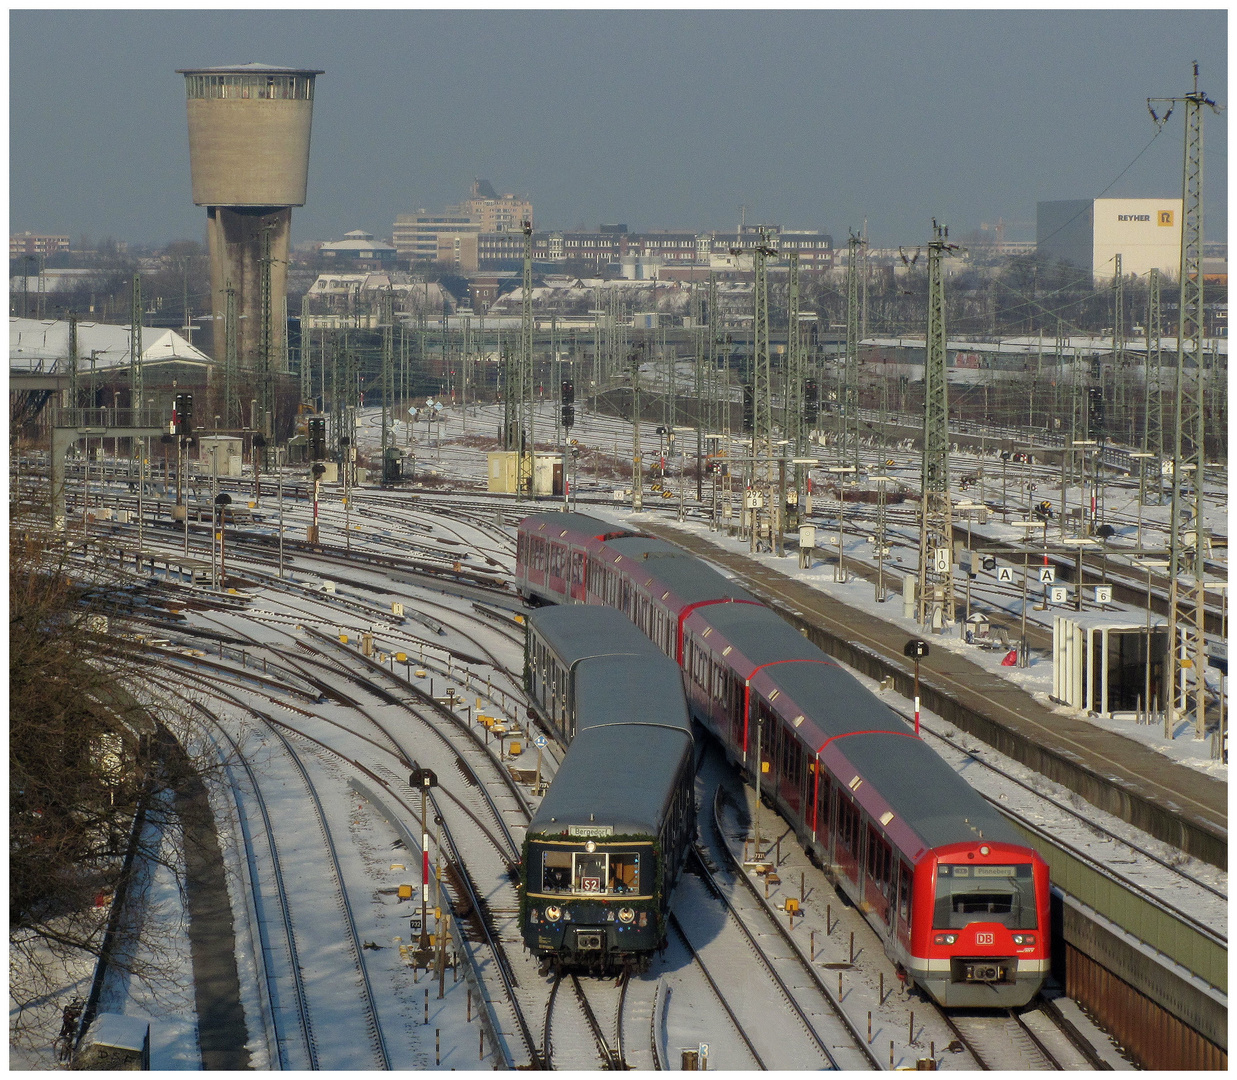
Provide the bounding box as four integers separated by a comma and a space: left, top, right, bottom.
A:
178, 62, 323, 430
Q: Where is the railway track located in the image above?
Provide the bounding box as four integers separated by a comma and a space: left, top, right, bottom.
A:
163, 680, 391, 1068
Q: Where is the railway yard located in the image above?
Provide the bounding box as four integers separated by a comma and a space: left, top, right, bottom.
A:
11, 399, 1227, 1071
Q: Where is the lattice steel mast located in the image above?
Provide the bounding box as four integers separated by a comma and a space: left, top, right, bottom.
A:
1142, 267, 1165, 504
785, 253, 807, 522
516, 218, 535, 495
1111, 254, 1126, 440
259, 218, 274, 437
916, 221, 959, 629
129, 273, 143, 413
750, 229, 777, 552
380, 287, 396, 483
841, 233, 864, 472
300, 293, 313, 406
224, 285, 241, 429
1150, 64, 1221, 741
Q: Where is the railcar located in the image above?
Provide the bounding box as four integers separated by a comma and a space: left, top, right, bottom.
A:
519, 605, 695, 972
515, 512, 1051, 1007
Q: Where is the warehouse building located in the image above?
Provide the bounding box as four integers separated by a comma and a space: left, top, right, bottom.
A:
1037, 198, 1183, 279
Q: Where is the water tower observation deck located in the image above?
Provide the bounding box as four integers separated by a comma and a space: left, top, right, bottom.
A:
178, 63, 324, 207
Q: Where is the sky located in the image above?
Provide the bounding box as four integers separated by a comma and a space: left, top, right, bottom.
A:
8, 8, 1228, 251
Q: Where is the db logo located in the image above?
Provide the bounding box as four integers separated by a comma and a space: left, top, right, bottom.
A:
975, 932, 995, 945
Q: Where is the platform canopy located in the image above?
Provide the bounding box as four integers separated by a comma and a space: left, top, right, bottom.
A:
9, 317, 213, 373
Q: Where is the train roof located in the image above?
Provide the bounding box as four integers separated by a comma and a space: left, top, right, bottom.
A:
520, 511, 631, 541
526, 604, 658, 666
573, 654, 691, 735
527, 723, 694, 838
697, 602, 903, 737
836, 733, 1027, 851
604, 536, 758, 606
694, 602, 1023, 852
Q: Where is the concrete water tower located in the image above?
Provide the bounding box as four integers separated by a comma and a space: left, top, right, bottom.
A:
178, 62, 323, 429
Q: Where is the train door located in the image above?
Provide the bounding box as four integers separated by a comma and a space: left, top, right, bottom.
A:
864, 825, 893, 924
834, 792, 862, 886
895, 859, 914, 949
570, 550, 586, 602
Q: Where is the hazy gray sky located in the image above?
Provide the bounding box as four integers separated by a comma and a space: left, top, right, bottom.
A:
9, 9, 1228, 249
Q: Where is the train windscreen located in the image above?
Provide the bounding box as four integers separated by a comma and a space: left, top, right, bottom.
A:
933, 863, 1037, 930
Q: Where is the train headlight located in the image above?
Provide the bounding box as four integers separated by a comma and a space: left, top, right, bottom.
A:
585, 840, 596, 853
980, 845, 990, 856
545, 905, 561, 922
1012, 934, 1035, 945
618, 907, 635, 924
934, 933, 958, 945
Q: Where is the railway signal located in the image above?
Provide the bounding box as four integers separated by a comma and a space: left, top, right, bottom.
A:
214, 492, 231, 588
307, 417, 326, 461
172, 392, 193, 436
409, 766, 438, 951
904, 639, 930, 735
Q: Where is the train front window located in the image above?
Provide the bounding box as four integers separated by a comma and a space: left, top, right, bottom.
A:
542, 850, 572, 892
608, 853, 639, 893
933, 863, 1037, 930
573, 852, 607, 892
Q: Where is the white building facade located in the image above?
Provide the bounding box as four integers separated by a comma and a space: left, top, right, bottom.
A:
1037, 198, 1183, 279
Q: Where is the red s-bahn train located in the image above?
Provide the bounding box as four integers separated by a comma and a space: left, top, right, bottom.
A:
516, 511, 1050, 1008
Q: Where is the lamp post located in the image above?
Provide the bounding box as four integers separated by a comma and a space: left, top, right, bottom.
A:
1128, 451, 1155, 548
954, 499, 980, 632
1136, 559, 1170, 726
827, 465, 856, 582
869, 473, 892, 602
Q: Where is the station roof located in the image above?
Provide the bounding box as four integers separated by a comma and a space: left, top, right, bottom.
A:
177, 62, 324, 75
9, 317, 213, 372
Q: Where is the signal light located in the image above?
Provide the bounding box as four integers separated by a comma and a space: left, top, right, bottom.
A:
561, 405, 575, 429
561, 379, 574, 404
173, 392, 193, 435
741, 382, 754, 433
308, 417, 326, 461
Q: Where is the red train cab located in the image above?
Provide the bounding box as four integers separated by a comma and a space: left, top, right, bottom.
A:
905, 842, 1051, 1007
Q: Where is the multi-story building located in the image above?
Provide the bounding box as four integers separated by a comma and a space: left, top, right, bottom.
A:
392, 178, 532, 265
1037, 198, 1183, 279
392, 213, 481, 263
451, 178, 531, 234
11, 232, 71, 259
475, 222, 833, 274
317, 230, 398, 268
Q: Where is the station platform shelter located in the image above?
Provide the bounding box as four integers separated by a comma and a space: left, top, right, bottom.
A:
1052, 610, 1168, 718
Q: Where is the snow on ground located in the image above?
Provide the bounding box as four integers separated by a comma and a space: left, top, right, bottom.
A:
27, 395, 1219, 1068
